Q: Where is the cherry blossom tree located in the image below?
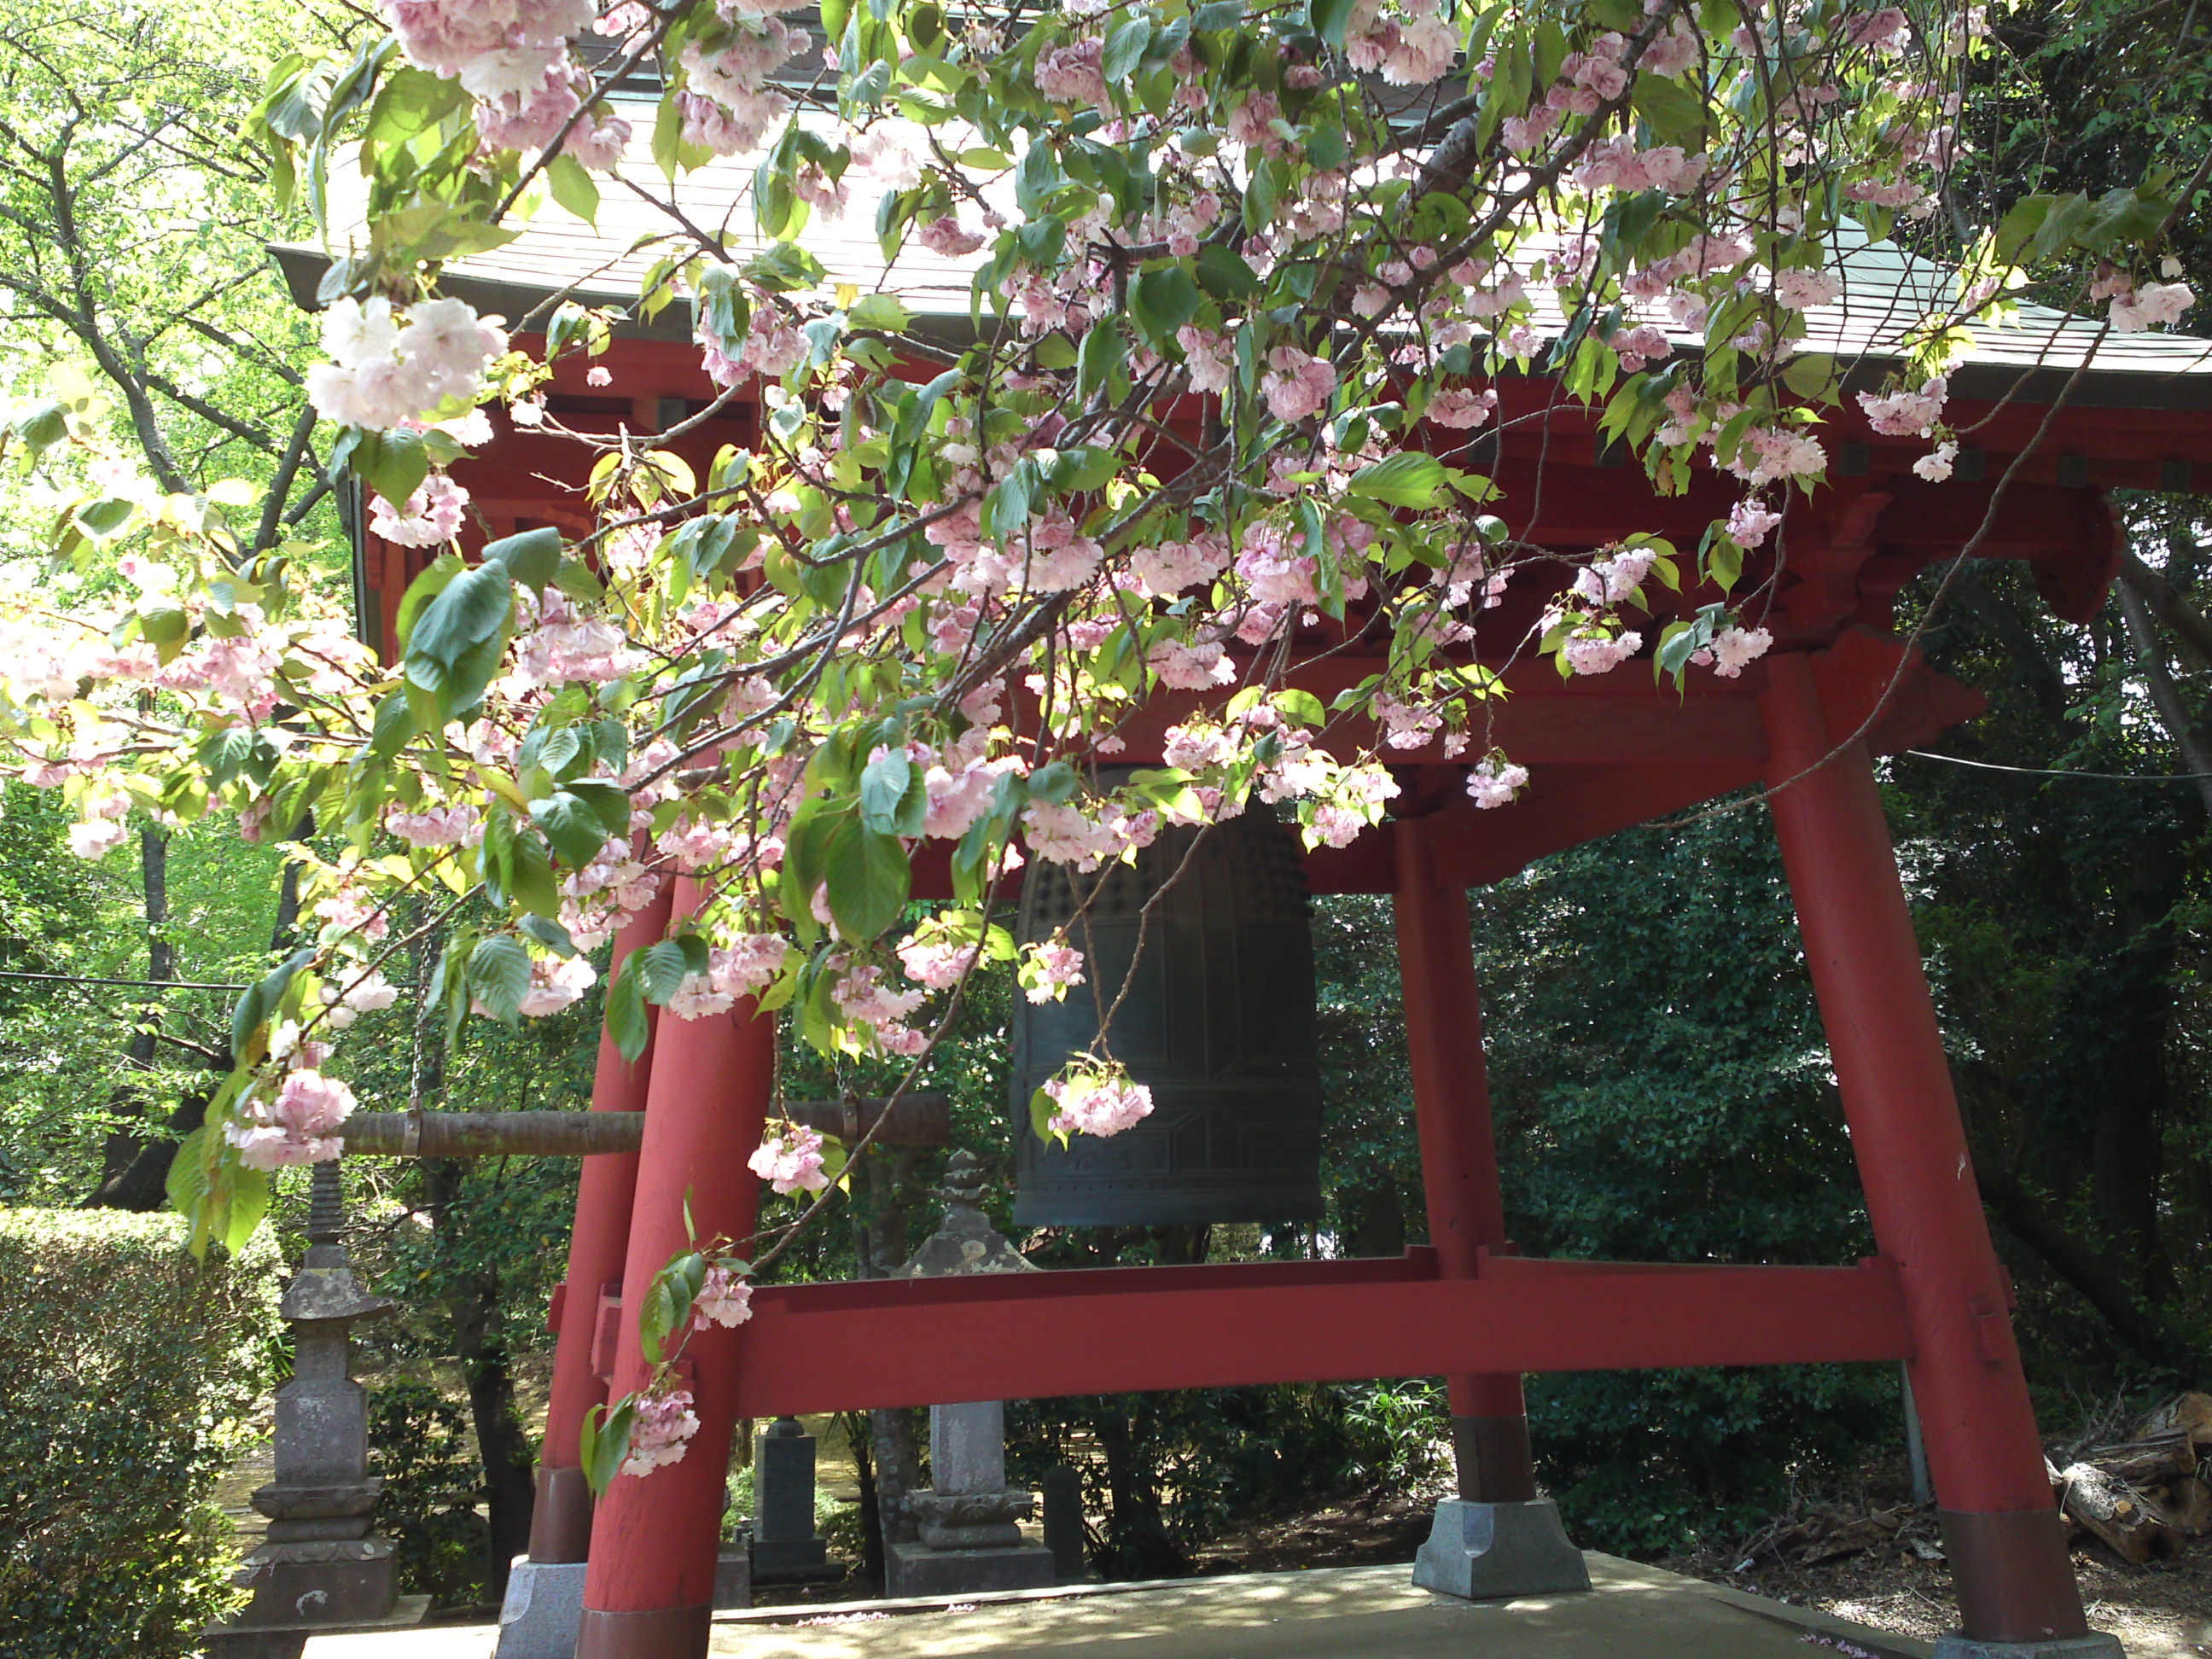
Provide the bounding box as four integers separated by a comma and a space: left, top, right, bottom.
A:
0, 0, 2200, 1469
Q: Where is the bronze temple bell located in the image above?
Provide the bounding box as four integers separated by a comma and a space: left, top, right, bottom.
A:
1009, 800, 1326, 1226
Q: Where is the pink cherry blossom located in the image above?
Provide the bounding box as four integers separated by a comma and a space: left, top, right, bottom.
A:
748, 1122, 830, 1194
1708, 625, 1773, 678
1021, 940, 1086, 1004
1043, 1071, 1154, 1138
622, 1386, 701, 1477
695, 1265, 754, 1328
1465, 755, 1530, 809
1260, 348, 1336, 422
1562, 632, 1643, 675
1857, 378, 1947, 437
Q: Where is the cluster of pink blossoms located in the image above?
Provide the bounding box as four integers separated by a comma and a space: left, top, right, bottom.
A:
1858, 378, 1948, 438
695, 1263, 754, 1328
1020, 940, 1086, 1004
1043, 1072, 1155, 1139
1466, 755, 1533, 810
370, 474, 470, 548
1260, 348, 1338, 422
2108, 280, 2195, 333
1343, 0, 1460, 84
748, 1122, 830, 1194
1697, 626, 1776, 679
666, 934, 792, 1020
227, 1068, 358, 1170
621, 1387, 701, 1477
307, 295, 506, 434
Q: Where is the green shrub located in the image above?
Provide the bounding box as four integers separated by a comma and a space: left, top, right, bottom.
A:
367, 1381, 491, 1607
0, 1208, 280, 1657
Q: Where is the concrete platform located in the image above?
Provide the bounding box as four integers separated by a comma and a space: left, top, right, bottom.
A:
302, 1554, 1936, 1659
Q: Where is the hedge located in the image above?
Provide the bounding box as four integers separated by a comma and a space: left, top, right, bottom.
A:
0, 1208, 281, 1657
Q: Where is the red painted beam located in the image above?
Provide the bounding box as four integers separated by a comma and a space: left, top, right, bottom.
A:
730, 1255, 1912, 1417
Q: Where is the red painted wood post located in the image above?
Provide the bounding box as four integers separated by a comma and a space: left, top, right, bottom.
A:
1393, 815, 1538, 1503
575, 878, 777, 1659
1761, 654, 2090, 1645
527, 880, 677, 1563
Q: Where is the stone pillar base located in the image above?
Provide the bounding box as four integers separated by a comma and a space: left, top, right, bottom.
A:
884, 1540, 1057, 1599
713, 1547, 752, 1610
1412, 1499, 1592, 1600
573, 1602, 711, 1659
1931, 1637, 2126, 1659
750, 1535, 837, 1582
204, 1593, 428, 1659
497, 1560, 586, 1659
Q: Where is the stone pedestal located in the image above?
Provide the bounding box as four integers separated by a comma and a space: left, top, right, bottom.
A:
1930, 1638, 2126, 1659
496, 1560, 586, 1659
1412, 1499, 1592, 1600
204, 1594, 431, 1659
714, 1546, 753, 1610
1040, 1464, 1086, 1580
885, 1538, 1057, 1598
749, 1417, 833, 1582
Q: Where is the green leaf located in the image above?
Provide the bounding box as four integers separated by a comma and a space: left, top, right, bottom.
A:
531, 789, 619, 865
546, 152, 600, 224
1195, 243, 1259, 300
1348, 451, 1448, 507
1027, 760, 1080, 804
13, 400, 67, 452
224, 1167, 271, 1253
482, 527, 563, 590
1103, 15, 1154, 83
1131, 265, 1201, 346
1242, 156, 1278, 230
355, 427, 429, 508
859, 750, 917, 834
1030, 1085, 1065, 1145
76, 497, 135, 537
848, 292, 912, 331
469, 934, 533, 1023
582, 1397, 636, 1495
231, 946, 315, 1061
823, 817, 910, 941
521, 913, 579, 958
1078, 320, 1126, 399
404, 562, 514, 722
634, 936, 707, 1003
606, 956, 650, 1062
1309, 0, 1355, 48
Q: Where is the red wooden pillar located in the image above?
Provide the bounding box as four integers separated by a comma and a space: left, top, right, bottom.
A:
1761, 655, 2091, 1646
1393, 815, 1539, 1503
576, 878, 776, 1659
527, 880, 677, 1563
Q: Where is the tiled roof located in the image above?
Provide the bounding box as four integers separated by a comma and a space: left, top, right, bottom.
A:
273, 97, 2212, 408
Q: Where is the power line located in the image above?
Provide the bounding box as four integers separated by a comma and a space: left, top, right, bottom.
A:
0, 969, 247, 992
1905, 749, 2212, 783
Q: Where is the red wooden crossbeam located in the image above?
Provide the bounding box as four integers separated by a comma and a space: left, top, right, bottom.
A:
728, 1252, 1912, 1417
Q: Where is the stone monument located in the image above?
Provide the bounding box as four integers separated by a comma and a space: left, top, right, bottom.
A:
1039, 1465, 1087, 1581
207, 1163, 428, 1659
883, 1154, 1057, 1598
748, 1417, 834, 1582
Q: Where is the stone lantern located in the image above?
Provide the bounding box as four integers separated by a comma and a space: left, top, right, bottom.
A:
883, 1153, 1057, 1598
208, 1163, 427, 1657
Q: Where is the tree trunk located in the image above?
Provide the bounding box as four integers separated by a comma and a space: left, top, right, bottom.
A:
423, 1156, 536, 1602
1093, 1406, 1185, 1578
2116, 576, 2212, 818
86, 825, 175, 1206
